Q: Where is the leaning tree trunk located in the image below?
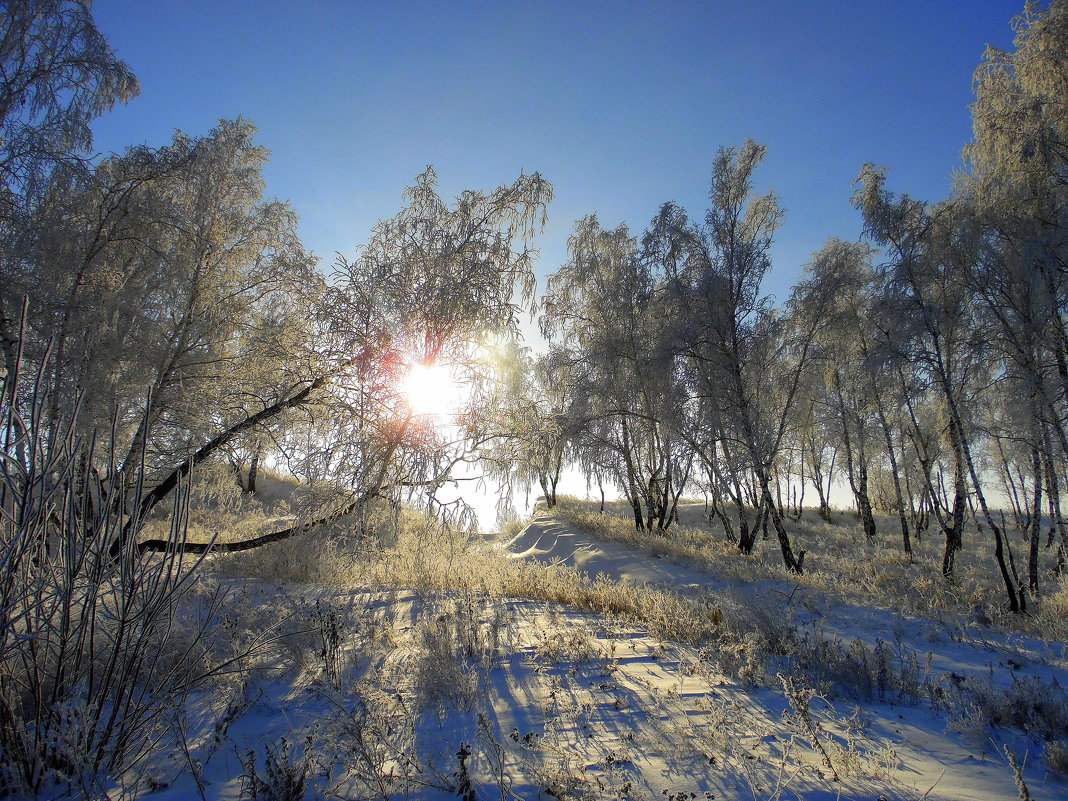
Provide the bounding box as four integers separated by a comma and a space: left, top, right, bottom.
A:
245, 447, 261, 496
758, 474, 805, 573
109, 348, 382, 558
874, 395, 911, 558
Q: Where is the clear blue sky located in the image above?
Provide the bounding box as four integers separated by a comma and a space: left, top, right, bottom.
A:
90, 0, 1023, 313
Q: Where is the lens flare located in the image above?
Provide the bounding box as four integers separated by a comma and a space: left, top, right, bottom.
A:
401, 362, 464, 417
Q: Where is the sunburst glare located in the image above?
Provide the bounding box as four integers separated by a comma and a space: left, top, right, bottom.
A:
401, 361, 466, 418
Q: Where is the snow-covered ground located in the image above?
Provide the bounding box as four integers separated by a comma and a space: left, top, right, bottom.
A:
135, 506, 1068, 801
488, 507, 1068, 800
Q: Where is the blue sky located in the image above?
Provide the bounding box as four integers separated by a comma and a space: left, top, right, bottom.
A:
90, 0, 1022, 313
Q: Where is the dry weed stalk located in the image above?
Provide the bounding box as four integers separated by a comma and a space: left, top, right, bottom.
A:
778, 673, 839, 782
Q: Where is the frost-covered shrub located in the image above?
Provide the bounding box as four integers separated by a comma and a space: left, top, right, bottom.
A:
240, 736, 317, 801
414, 612, 482, 714
941, 671, 1068, 748
1044, 739, 1068, 777
531, 620, 599, 665
0, 372, 228, 797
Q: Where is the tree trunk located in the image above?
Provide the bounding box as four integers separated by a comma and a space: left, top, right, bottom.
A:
737, 502, 755, 554
942, 468, 966, 580
538, 472, 553, 509
941, 370, 1024, 612
758, 493, 771, 541
764, 487, 803, 572
856, 456, 878, 541
760, 477, 805, 573
245, 449, 260, 496
1028, 441, 1043, 594
874, 395, 911, 557
834, 371, 876, 540
1042, 428, 1068, 555
620, 415, 644, 530
805, 436, 833, 522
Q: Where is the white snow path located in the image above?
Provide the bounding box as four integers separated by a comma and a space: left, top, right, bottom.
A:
489, 507, 1068, 689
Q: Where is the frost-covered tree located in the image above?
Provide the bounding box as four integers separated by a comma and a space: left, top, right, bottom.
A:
8, 119, 318, 470
475, 344, 573, 510
958, 0, 1068, 587
542, 218, 644, 526
0, 0, 138, 397
667, 142, 829, 572
542, 215, 690, 532
856, 168, 1027, 610
0, 0, 138, 211
138, 167, 554, 552
804, 240, 883, 542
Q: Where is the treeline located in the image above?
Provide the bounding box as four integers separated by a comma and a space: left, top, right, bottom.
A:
517, 2, 1068, 612
1, 0, 1064, 603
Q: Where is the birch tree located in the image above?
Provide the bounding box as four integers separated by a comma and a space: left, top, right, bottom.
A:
669, 142, 825, 572
959, 0, 1068, 585
135, 167, 553, 552
541, 216, 685, 531
0, 0, 138, 399
856, 168, 1027, 610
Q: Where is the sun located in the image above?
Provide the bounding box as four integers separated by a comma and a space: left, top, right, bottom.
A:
401, 361, 465, 418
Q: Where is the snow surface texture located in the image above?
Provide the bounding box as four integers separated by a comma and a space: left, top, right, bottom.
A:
134, 505, 1067, 801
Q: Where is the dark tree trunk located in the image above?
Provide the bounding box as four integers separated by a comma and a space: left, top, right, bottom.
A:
758, 493, 771, 541
806, 436, 833, 522
245, 449, 260, 496
1042, 428, 1068, 555
110, 373, 333, 557
941, 367, 1024, 612
856, 458, 878, 542
538, 471, 558, 509
942, 472, 966, 580
761, 479, 805, 573
1028, 441, 1043, 594
737, 503, 755, 554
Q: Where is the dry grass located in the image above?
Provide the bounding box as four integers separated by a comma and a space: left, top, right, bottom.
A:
347, 513, 726, 646
139, 460, 303, 546
195, 495, 724, 646
555, 497, 1068, 639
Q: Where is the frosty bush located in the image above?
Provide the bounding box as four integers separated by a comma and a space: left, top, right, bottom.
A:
0, 365, 227, 797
